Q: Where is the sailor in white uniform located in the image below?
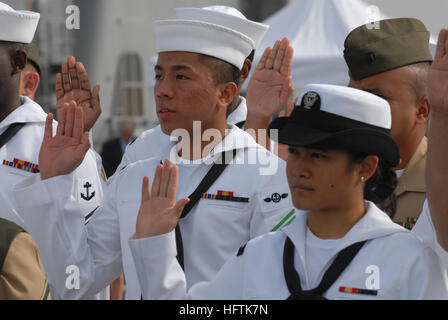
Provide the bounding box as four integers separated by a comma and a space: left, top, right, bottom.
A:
0, 3, 105, 299
113, 6, 288, 176
12, 11, 295, 299
130, 84, 448, 300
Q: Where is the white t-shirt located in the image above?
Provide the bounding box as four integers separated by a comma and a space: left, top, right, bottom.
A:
305, 227, 344, 288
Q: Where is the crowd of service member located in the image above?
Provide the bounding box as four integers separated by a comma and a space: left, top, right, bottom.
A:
0, 3, 448, 300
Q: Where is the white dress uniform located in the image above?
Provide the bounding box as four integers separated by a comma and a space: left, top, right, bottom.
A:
112, 97, 248, 180
129, 201, 448, 300
13, 125, 294, 299
0, 97, 106, 299
413, 199, 448, 271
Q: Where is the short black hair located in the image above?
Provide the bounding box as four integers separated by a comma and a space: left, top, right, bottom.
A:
246, 50, 255, 63
199, 54, 241, 87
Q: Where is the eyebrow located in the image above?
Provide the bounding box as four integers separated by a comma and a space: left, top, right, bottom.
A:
363, 88, 389, 98
154, 65, 193, 72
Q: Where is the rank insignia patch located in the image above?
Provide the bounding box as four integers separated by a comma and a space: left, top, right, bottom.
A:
264, 193, 288, 203
202, 190, 249, 203
2, 158, 39, 173
338, 286, 378, 296
77, 178, 100, 207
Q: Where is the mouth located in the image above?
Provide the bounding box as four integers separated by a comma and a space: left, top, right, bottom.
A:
292, 185, 315, 192
157, 107, 175, 113
157, 105, 176, 117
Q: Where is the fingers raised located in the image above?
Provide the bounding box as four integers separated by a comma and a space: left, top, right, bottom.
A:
56, 73, 65, 100
73, 101, 85, 140
445, 28, 448, 58
167, 165, 179, 201
273, 38, 289, 72
61, 62, 71, 92
77, 62, 92, 91
43, 113, 54, 142
64, 102, 75, 137
160, 159, 172, 197
280, 42, 294, 76
256, 46, 272, 70
435, 29, 447, 60
265, 40, 280, 70
56, 103, 68, 136
151, 164, 163, 197
68, 56, 80, 90
141, 176, 151, 202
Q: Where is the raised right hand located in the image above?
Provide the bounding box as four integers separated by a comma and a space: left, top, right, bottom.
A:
56, 56, 101, 132
246, 37, 294, 119
39, 101, 91, 180
136, 159, 189, 239
428, 28, 448, 114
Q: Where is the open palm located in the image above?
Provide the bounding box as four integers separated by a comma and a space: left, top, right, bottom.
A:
136, 159, 189, 239
39, 101, 91, 180
56, 56, 101, 132
246, 37, 294, 118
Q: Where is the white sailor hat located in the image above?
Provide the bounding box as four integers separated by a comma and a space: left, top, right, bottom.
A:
175, 6, 269, 50
153, 17, 255, 70
269, 84, 400, 167
0, 2, 39, 44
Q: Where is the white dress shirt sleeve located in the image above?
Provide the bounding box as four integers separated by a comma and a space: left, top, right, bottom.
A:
129, 230, 245, 300
12, 171, 123, 299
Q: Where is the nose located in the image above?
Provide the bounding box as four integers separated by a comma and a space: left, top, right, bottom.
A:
288, 152, 312, 179
155, 77, 174, 99
297, 163, 311, 179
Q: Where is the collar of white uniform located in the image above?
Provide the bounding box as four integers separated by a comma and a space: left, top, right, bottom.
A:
170, 124, 260, 165
226, 96, 247, 126
0, 96, 47, 131
282, 201, 408, 257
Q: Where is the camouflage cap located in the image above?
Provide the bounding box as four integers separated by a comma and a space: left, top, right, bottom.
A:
26, 42, 40, 75
343, 18, 432, 80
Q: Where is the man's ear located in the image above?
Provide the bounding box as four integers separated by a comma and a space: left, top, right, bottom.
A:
20, 70, 40, 99
217, 81, 238, 110
11, 49, 27, 75
237, 59, 252, 89
415, 95, 431, 125
241, 59, 252, 80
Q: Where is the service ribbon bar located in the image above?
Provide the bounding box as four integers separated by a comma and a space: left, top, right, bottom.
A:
2, 158, 40, 174
202, 190, 249, 203
396, 216, 418, 230
338, 286, 378, 296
